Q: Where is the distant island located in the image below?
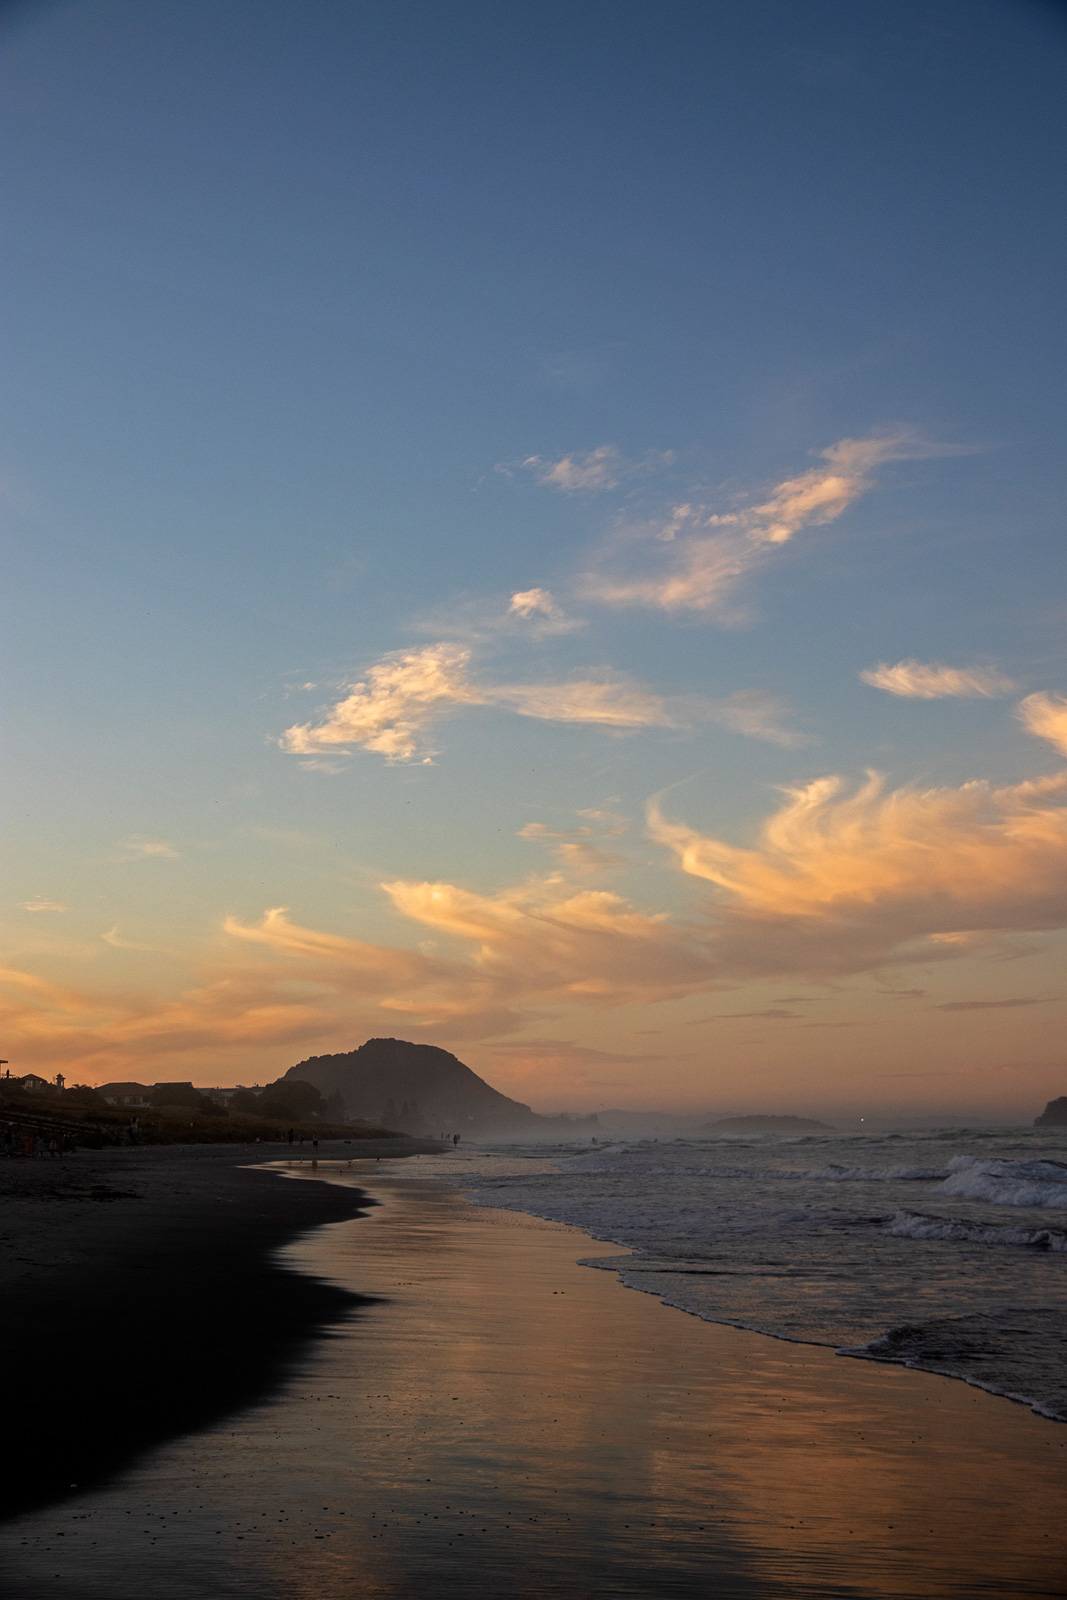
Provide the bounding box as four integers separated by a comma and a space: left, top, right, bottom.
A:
1034, 1097, 1067, 1127
699, 1114, 834, 1134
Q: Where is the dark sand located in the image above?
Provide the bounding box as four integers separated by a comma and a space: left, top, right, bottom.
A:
0, 1140, 427, 1513
2, 1161, 1064, 1598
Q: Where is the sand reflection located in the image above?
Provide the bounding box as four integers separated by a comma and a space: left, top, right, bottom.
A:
3, 1171, 1064, 1598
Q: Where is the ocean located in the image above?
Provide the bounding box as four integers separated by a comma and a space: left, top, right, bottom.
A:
385, 1125, 1067, 1423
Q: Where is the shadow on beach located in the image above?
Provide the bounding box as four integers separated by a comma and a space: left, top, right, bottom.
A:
0, 1140, 429, 1517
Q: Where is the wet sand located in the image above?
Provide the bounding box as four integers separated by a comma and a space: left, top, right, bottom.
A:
3, 1165, 1065, 1598
0, 1141, 427, 1513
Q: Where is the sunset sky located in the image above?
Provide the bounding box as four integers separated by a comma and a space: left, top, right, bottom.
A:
3, 0, 1066, 1119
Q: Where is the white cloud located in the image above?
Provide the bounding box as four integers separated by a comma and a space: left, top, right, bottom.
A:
581, 432, 964, 614
1017, 692, 1067, 755
861, 661, 1016, 698
21, 898, 66, 913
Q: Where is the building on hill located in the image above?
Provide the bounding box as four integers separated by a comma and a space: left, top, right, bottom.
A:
97, 1082, 151, 1107
7, 1073, 63, 1097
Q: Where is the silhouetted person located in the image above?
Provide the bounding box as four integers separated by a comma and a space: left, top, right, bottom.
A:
287, 1127, 294, 1147
453, 1133, 460, 1146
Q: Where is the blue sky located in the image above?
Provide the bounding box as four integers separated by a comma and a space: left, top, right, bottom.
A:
3, 0, 1067, 1116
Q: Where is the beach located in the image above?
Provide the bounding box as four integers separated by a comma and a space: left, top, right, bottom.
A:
0, 1139, 428, 1514
2, 1153, 1065, 1598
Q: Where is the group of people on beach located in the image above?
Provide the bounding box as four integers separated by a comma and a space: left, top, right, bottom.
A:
3, 1123, 77, 1158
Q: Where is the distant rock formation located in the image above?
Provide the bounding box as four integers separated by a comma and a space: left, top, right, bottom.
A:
284, 1038, 596, 1140
1034, 1097, 1067, 1127
699, 1113, 834, 1134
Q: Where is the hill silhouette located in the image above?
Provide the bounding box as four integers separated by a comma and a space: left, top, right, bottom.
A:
284, 1038, 592, 1139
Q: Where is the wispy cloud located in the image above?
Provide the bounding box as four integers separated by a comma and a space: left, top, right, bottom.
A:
281, 643, 680, 764
280, 640, 811, 764
649, 765, 1067, 974
518, 445, 673, 493
380, 876, 720, 1007
518, 813, 628, 874
705, 690, 810, 747
118, 836, 180, 860
861, 661, 1016, 698
414, 588, 584, 644
21, 898, 67, 913
493, 678, 674, 728
1017, 691, 1067, 755
581, 432, 965, 614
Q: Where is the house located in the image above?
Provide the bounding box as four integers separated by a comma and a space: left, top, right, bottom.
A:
97, 1082, 152, 1108
13, 1073, 57, 1096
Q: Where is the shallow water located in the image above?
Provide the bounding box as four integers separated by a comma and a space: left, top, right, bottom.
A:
389, 1127, 1067, 1419
3, 1177, 1065, 1598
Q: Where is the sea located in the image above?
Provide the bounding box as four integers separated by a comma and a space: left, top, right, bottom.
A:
381, 1124, 1067, 1423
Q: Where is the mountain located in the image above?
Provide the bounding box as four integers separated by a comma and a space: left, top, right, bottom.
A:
698, 1114, 834, 1134
284, 1037, 595, 1139
1034, 1097, 1067, 1127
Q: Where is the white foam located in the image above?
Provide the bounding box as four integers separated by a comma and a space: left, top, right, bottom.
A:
941, 1156, 1067, 1210
395, 1126, 1067, 1419
887, 1209, 1067, 1251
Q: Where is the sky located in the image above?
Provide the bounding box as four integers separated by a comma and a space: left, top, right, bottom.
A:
2, 0, 1066, 1120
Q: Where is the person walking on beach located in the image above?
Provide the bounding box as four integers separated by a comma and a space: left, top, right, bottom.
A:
287, 1127, 294, 1147
453, 1133, 460, 1146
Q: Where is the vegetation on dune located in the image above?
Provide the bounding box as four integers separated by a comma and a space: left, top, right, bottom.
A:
0, 1075, 398, 1147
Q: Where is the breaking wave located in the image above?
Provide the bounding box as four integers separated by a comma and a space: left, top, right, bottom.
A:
886, 1209, 1067, 1250
941, 1156, 1067, 1210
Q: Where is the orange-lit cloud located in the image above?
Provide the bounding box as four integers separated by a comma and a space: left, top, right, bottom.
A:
280, 643, 480, 763
518, 816, 628, 874
1017, 691, 1067, 754
649, 767, 1067, 973
379, 876, 720, 1005
491, 677, 673, 728
281, 643, 811, 763
861, 660, 1016, 698
280, 643, 687, 763
581, 432, 962, 614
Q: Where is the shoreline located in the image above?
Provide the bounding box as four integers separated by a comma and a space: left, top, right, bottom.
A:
0, 1140, 429, 1516
4, 1166, 1062, 1598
